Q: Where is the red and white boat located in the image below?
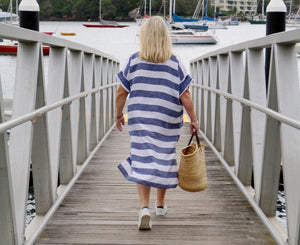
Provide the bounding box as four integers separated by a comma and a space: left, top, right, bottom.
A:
0, 39, 50, 55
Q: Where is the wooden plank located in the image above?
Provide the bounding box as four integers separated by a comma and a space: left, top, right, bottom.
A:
36, 124, 275, 245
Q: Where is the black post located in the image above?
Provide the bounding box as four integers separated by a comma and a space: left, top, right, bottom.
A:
265, 0, 286, 92
19, 0, 40, 31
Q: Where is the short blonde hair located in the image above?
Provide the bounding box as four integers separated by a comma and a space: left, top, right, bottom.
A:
139, 16, 173, 63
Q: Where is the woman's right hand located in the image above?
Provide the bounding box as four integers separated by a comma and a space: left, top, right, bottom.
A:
190, 121, 199, 135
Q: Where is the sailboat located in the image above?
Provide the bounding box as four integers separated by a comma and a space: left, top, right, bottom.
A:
168, 0, 217, 44
135, 0, 152, 26
83, 0, 128, 28
171, 0, 227, 30
0, 0, 18, 25
248, 0, 266, 24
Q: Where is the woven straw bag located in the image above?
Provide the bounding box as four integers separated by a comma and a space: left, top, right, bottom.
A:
178, 133, 207, 192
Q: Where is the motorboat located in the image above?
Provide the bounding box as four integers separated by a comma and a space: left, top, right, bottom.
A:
170, 29, 217, 44
83, 22, 128, 28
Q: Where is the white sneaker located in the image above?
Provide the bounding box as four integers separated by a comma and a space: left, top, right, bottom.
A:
138, 207, 152, 230
155, 201, 168, 216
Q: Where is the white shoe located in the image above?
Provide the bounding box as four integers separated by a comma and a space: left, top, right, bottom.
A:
155, 201, 168, 216
138, 207, 152, 230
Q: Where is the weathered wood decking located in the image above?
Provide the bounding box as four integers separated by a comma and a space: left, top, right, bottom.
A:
36, 124, 275, 245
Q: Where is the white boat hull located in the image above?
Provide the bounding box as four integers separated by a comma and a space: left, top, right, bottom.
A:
171, 35, 217, 44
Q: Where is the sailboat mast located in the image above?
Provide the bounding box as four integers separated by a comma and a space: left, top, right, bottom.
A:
16, 0, 18, 17
169, 0, 173, 22
163, 0, 166, 19
99, 0, 101, 19
145, 0, 147, 16
173, 0, 176, 14
10, 0, 13, 22
149, 0, 151, 16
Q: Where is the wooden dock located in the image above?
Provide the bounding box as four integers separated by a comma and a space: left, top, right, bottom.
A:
36, 124, 275, 245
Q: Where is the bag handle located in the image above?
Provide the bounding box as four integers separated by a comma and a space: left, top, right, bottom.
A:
184, 132, 200, 154
187, 132, 200, 146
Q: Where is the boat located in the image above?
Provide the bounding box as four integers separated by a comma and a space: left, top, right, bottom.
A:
171, 0, 227, 30
172, 13, 199, 22
183, 24, 208, 31
249, 0, 266, 24
248, 19, 266, 24
0, 39, 50, 55
83, 23, 128, 28
134, 0, 151, 26
286, 7, 300, 28
170, 29, 217, 44
170, 22, 208, 31
43, 32, 54, 35
83, 0, 128, 28
0, 10, 18, 23
60, 32, 76, 36
223, 17, 240, 26
0, 0, 18, 25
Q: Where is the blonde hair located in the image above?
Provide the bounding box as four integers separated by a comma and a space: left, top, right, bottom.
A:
139, 16, 173, 63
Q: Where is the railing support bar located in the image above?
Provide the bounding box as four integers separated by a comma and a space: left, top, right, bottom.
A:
24, 123, 116, 245
198, 129, 288, 245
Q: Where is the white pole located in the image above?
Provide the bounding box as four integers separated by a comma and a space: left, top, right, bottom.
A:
149, 0, 151, 16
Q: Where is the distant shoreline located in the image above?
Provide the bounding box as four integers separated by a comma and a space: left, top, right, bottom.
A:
40, 17, 135, 22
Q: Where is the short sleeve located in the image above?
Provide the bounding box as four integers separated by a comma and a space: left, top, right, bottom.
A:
117, 57, 131, 93
177, 56, 192, 96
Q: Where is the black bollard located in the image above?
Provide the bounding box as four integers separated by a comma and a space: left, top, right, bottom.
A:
265, 0, 286, 92
19, 0, 40, 31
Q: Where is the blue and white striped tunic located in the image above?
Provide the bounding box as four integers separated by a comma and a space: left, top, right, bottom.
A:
117, 52, 192, 189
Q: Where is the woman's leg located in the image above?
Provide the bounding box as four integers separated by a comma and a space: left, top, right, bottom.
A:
156, 188, 167, 207
137, 184, 151, 208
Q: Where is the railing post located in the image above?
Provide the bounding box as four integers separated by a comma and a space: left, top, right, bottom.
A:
19, 0, 40, 31
0, 79, 17, 244
77, 53, 88, 164
265, 0, 286, 89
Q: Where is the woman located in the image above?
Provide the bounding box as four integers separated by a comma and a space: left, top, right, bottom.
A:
115, 16, 199, 230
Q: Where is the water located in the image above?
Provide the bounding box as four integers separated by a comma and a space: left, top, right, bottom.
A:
1, 20, 294, 227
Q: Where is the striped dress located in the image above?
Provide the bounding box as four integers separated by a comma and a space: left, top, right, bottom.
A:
117, 52, 192, 189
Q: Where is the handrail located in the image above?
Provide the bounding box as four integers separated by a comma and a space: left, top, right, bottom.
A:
0, 23, 118, 61
193, 84, 300, 130
0, 83, 118, 134
0, 23, 120, 245
190, 28, 300, 245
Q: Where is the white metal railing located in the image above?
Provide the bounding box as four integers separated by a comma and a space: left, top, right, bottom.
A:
190, 28, 300, 245
0, 23, 119, 245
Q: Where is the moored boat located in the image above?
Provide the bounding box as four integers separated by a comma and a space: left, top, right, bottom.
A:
170, 29, 217, 44
83, 23, 128, 28
60, 32, 76, 35
248, 20, 266, 24
0, 39, 50, 55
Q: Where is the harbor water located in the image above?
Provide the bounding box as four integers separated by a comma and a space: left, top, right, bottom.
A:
0, 20, 296, 227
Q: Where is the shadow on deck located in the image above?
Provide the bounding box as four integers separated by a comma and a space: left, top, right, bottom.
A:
36, 124, 275, 245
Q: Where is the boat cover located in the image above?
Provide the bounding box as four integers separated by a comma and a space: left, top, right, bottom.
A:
173, 13, 198, 22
